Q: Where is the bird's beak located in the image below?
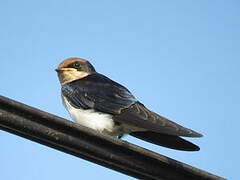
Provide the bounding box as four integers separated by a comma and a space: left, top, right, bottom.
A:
55, 68, 76, 73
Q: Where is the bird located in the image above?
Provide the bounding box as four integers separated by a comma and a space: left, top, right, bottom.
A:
56, 57, 203, 151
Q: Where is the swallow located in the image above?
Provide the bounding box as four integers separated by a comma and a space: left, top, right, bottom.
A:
56, 57, 203, 151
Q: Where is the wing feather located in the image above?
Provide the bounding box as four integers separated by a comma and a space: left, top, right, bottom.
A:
62, 73, 202, 137
114, 103, 203, 137
61, 73, 137, 114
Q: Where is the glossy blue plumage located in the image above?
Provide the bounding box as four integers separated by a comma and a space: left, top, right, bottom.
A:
62, 73, 137, 114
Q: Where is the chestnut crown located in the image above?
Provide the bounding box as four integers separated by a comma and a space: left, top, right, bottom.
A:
57, 57, 96, 73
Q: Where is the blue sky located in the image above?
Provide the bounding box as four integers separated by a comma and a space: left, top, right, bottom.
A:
0, 1, 239, 179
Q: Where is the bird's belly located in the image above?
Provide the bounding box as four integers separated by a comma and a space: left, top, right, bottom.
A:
72, 109, 115, 131
62, 96, 127, 136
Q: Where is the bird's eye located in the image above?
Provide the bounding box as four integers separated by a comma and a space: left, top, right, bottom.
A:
73, 62, 80, 68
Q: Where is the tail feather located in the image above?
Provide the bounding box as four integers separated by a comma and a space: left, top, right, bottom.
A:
130, 131, 200, 151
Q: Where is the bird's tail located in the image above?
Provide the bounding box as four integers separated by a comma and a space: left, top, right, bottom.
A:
130, 131, 200, 151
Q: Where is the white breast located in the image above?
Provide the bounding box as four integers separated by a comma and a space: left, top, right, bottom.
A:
62, 95, 144, 136
62, 96, 116, 133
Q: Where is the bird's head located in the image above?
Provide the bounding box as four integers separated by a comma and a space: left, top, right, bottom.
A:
56, 57, 96, 84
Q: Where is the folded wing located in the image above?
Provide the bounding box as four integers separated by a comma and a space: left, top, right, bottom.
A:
113, 102, 203, 137
61, 73, 137, 114
62, 73, 202, 137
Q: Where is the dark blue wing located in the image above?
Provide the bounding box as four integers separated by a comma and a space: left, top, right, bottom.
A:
62, 73, 137, 114
62, 73, 203, 138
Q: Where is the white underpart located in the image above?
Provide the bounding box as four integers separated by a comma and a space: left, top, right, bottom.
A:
62, 96, 122, 135
62, 96, 144, 136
